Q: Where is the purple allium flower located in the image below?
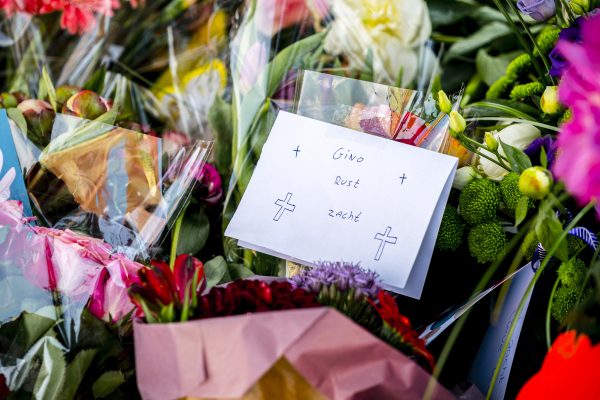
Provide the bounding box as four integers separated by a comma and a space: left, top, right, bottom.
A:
525, 135, 559, 171
517, 0, 556, 21
291, 261, 381, 300
549, 17, 584, 78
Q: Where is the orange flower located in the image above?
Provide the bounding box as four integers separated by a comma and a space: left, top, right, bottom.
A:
518, 331, 600, 399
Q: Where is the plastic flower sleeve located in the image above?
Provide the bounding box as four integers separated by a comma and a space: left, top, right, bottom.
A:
294, 70, 458, 153
0, 200, 142, 398
8, 113, 212, 260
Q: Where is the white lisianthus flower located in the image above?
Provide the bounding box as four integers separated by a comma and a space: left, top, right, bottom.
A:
453, 166, 481, 190
324, 0, 432, 85
477, 124, 541, 180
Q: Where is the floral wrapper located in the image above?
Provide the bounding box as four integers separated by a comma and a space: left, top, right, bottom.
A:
294, 71, 457, 153
7, 112, 212, 259
0, 199, 142, 398
134, 308, 453, 400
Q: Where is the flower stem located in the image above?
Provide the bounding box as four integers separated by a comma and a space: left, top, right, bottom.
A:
170, 210, 185, 271
546, 277, 560, 349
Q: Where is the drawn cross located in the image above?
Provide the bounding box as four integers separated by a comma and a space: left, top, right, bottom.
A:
273, 192, 296, 221
399, 173, 408, 185
293, 145, 301, 158
374, 226, 397, 261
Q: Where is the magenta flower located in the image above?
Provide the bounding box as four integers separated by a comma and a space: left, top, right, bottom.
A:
195, 163, 223, 206
553, 14, 600, 212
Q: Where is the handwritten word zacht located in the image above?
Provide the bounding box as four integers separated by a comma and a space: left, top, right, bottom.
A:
328, 208, 361, 222
332, 147, 365, 163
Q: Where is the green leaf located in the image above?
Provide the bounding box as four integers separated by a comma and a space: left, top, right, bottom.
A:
428, 0, 479, 27
359, 49, 374, 82
33, 337, 67, 400
92, 370, 125, 399
83, 67, 107, 94
536, 212, 569, 262
515, 196, 529, 227
62, 349, 98, 400
475, 49, 514, 86
7, 107, 27, 135
499, 139, 532, 173
175, 205, 210, 256
465, 100, 539, 120
228, 263, 255, 280
208, 96, 233, 176
446, 22, 512, 61
39, 67, 57, 111
262, 30, 327, 97
204, 256, 230, 288
540, 146, 548, 169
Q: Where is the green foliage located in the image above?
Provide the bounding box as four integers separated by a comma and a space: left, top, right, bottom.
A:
558, 258, 587, 288
175, 204, 210, 256
204, 256, 255, 289
436, 205, 465, 252
486, 75, 513, 99
92, 370, 125, 399
208, 96, 233, 176
567, 236, 586, 257
459, 178, 501, 225
468, 221, 507, 264
509, 81, 545, 100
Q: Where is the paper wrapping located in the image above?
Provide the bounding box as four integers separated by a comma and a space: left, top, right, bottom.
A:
134, 308, 454, 400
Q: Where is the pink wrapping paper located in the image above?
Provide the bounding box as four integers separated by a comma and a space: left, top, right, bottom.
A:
134, 307, 454, 400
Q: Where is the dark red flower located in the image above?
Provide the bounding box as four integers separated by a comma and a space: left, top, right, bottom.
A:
0, 373, 9, 398
518, 331, 600, 399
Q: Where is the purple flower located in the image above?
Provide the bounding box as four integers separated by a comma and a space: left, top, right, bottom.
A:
517, 0, 556, 21
291, 261, 381, 300
195, 163, 223, 206
525, 135, 559, 170
550, 17, 584, 77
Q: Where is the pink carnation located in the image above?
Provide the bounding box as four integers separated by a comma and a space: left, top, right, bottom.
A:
553, 14, 600, 211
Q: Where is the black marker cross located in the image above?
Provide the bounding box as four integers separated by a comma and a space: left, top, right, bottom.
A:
293, 145, 301, 158
274, 192, 296, 221
399, 173, 407, 185
374, 226, 397, 261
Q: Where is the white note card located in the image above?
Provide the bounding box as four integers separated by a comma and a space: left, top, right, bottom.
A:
225, 112, 458, 299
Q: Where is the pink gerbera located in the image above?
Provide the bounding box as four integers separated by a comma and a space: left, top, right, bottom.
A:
553, 13, 600, 211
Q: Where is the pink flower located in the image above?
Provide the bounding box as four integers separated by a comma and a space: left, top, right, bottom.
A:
0, 200, 143, 322
195, 163, 222, 206
254, 0, 329, 36
553, 14, 600, 211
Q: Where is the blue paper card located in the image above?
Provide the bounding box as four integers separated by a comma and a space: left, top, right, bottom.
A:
0, 110, 32, 216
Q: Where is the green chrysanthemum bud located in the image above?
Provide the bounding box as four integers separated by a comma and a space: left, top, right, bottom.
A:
519, 166, 553, 200
559, 109, 572, 125
55, 85, 81, 111
551, 285, 580, 324
567, 236, 586, 257
436, 205, 465, 252
521, 230, 539, 261
449, 110, 466, 134
506, 54, 533, 78
484, 131, 499, 152
486, 76, 512, 99
535, 26, 561, 56
468, 221, 507, 264
438, 90, 453, 114
510, 82, 545, 100
558, 258, 587, 288
570, 0, 590, 14
500, 172, 534, 216
459, 178, 501, 225
541, 86, 562, 114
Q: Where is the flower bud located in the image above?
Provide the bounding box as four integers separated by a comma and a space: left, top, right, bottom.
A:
55, 85, 80, 110
453, 166, 481, 190
449, 110, 467, 134
484, 131, 499, 152
540, 86, 561, 114
195, 163, 223, 206
0, 93, 17, 108
11, 92, 26, 104
519, 166, 552, 199
64, 90, 109, 120
17, 99, 55, 148
438, 90, 453, 114
569, 0, 589, 14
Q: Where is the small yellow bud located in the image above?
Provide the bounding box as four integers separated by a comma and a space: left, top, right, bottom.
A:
484, 132, 499, 152
540, 86, 561, 114
519, 167, 553, 200
449, 110, 467, 134
438, 90, 453, 114
570, 0, 590, 14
